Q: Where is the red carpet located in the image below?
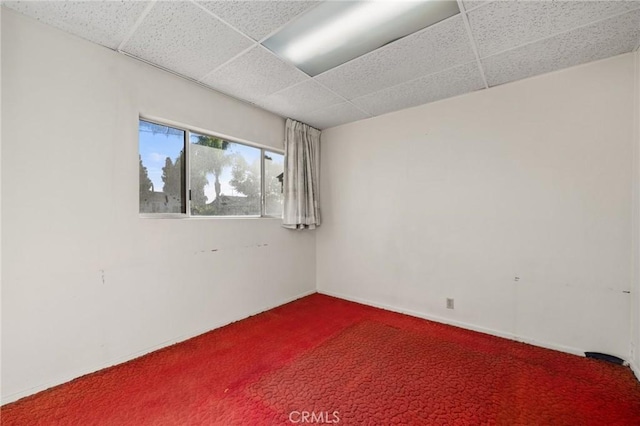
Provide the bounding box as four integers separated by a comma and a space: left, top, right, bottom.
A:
3, 294, 640, 425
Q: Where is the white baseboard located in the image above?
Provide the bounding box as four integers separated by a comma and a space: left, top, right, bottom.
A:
630, 361, 640, 381
318, 289, 587, 358
1, 289, 316, 405
6, 288, 634, 405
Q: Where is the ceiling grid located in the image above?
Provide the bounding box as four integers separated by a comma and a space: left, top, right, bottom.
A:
4, 0, 639, 129
457, 0, 490, 89
116, 0, 157, 53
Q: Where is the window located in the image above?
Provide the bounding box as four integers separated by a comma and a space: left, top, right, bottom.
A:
264, 151, 285, 216
138, 119, 284, 217
139, 120, 186, 214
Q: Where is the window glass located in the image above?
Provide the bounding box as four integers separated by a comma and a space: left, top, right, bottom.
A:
139, 120, 186, 214
190, 132, 261, 216
264, 151, 285, 217
139, 119, 283, 218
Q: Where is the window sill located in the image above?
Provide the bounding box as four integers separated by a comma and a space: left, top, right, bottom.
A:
138, 214, 282, 220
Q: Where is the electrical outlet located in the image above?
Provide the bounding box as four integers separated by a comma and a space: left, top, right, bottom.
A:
446, 298, 454, 309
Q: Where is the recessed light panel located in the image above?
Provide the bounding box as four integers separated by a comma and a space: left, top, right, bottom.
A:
262, 0, 460, 77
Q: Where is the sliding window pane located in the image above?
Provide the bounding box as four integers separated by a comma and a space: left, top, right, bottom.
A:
264, 151, 284, 217
139, 120, 186, 214
190, 132, 261, 216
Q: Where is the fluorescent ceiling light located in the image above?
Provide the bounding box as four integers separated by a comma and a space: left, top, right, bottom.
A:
262, 1, 460, 77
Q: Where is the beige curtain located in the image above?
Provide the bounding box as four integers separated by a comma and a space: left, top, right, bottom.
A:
283, 118, 321, 229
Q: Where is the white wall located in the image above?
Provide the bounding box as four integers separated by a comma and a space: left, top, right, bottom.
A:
317, 53, 636, 359
1, 9, 315, 403
632, 49, 640, 375
0, 5, 4, 396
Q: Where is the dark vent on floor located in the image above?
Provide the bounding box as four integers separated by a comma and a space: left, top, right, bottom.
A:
585, 352, 625, 365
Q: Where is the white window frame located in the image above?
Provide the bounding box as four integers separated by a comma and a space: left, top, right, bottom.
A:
139, 116, 284, 219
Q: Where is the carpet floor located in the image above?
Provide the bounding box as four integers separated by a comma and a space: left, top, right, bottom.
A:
3, 293, 640, 425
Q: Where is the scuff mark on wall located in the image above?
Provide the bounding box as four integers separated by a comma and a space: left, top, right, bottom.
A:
193, 244, 270, 255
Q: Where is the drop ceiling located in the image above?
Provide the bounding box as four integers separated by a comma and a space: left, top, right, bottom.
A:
4, 1, 640, 130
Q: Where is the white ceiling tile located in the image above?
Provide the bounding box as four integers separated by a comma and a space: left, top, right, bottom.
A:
8, 0, 639, 130
482, 9, 640, 87
201, 46, 309, 103
197, 0, 320, 41
462, 1, 492, 12
3, 0, 151, 49
256, 80, 344, 118
121, 1, 253, 80
292, 103, 370, 130
351, 62, 485, 117
469, 0, 640, 58
315, 15, 475, 100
